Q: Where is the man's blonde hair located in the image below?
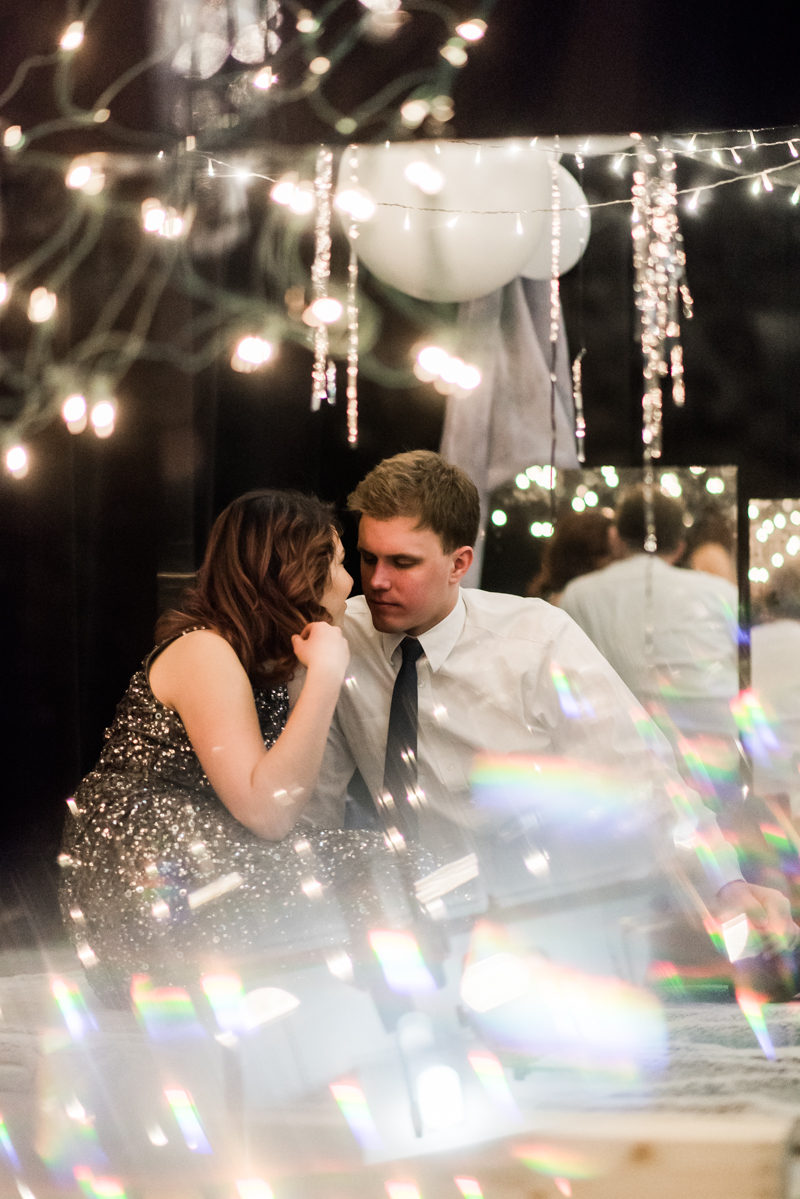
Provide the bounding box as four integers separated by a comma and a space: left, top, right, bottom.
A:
348, 450, 480, 553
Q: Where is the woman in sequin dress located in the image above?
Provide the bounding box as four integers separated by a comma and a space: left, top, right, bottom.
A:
59, 490, 416, 1002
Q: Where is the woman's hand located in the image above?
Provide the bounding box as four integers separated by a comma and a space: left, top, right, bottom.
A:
291, 621, 350, 682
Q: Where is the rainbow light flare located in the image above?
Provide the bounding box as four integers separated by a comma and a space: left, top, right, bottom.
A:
514, 1143, 601, 1180
760, 822, 794, 857
731, 689, 781, 766
550, 662, 593, 719
467, 1049, 521, 1121
164, 1088, 213, 1153
51, 976, 98, 1040
236, 1180, 275, 1199
454, 1177, 484, 1198
368, 930, 437, 994
201, 973, 248, 1035
131, 975, 205, 1041
736, 989, 776, 1060
73, 1167, 126, 1198
0, 1113, 21, 1170
330, 1082, 383, 1150
385, 1184, 420, 1199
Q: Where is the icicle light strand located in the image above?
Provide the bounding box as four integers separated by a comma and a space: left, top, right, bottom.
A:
310, 147, 333, 412
548, 150, 561, 518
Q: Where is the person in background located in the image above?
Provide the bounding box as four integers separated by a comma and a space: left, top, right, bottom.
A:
751, 562, 800, 818
679, 505, 737, 585
561, 486, 740, 762
527, 509, 613, 605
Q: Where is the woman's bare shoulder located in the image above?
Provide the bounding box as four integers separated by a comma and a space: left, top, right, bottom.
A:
150, 628, 245, 707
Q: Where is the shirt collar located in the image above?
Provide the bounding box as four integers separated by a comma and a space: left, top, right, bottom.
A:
378, 592, 466, 673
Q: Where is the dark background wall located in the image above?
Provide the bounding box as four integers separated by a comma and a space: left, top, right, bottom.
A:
2, 0, 800, 944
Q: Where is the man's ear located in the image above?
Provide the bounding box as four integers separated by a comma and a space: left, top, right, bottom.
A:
451, 545, 474, 582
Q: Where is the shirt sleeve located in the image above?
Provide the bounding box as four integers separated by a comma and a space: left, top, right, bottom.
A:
303, 707, 354, 829
523, 612, 743, 896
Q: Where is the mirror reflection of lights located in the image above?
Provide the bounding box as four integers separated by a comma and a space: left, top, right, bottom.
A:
772, 553, 784, 568
660, 471, 682, 497
749, 503, 760, 519
309, 296, 343, 324
689, 466, 705, 474
91, 401, 116, 438
583, 490, 598, 506
4, 125, 23, 148
231, 336, 273, 372
515, 473, 531, 489
571, 496, 585, 512
491, 510, 507, 526
787, 536, 800, 555
526, 465, 557, 489
774, 512, 787, 528
706, 476, 725, 493
762, 519, 774, 534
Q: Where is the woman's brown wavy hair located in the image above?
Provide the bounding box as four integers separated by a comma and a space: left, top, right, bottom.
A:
156, 489, 339, 684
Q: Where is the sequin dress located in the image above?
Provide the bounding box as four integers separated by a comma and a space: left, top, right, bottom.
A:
59, 631, 419, 1002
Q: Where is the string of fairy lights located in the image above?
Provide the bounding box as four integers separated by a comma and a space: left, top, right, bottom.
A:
3, 1, 800, 483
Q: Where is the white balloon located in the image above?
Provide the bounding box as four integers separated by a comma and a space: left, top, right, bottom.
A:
519, 164, 591, 280
343, 141, 551, 302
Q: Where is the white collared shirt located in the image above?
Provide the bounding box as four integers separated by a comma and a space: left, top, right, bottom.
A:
306, 588, 742, 890
560, 556, 739, 736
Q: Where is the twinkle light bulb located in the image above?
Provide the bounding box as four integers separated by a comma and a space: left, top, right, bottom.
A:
440, 43, 468, 66
730, 148, 742, 164
416, 345, 450, 377
791, 142, 799, 158
253, 66, 275, 90
687, 190, 700, 211
296, 9, 318, 31
3, 125, 23, 148
28, 287, 57, 323
6, 445, 28, 478
90, 400, 116, 437
60, 20, 85, 50
308, 56, 330, 75
404, 161, 444, 194
270, 174, 298, 206
287, 183, 315, 215
159, 208, 184, 238
792, 186, 800, 205
762, 172, 773, 192
141, 198, 166, 232
335, 187, 376, 221
231, 336, 273, 372
309, 297, 343, 324
62, 394, 87, 434
455, 18, 486, 40
66, 159, 92, 190
400, 99, 430, 127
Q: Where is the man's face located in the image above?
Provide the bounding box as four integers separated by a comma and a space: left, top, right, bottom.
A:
357, 515, 472, 635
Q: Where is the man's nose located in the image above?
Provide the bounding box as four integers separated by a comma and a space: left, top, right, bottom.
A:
370, 561, 392, 590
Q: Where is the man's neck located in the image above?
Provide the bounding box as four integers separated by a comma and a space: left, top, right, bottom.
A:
404, 588, 461, 637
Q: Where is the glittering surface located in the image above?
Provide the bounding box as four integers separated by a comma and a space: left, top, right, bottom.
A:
59, 639, 412, 1001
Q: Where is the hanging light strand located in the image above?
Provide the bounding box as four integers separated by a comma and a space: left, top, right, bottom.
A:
548, 150, 561, 518
344, 146, 361, 446
310, 146, 333, 411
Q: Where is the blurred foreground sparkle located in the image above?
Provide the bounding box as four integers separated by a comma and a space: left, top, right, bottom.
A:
164, 1088, 212, 1153
736, 989, 776, 1060
385, 1185, 420, 1199
454, 1179, 484, 1198
236, 1181, 274, 1199
368, 929, 437, 994
330, 1082, 383, 1150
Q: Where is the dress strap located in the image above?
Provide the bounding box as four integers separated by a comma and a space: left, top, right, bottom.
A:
145, 626, 208, 678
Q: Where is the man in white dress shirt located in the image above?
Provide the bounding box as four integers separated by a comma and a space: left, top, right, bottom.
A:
560, 487, 740, 753
308, 452, 792, 943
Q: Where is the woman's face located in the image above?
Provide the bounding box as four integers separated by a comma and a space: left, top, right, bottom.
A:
321, 535, 353, 627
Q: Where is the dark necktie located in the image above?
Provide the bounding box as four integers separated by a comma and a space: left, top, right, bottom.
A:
381, 637, 425, 844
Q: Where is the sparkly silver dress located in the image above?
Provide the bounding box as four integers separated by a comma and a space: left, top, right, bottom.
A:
59, 632, 415, 1003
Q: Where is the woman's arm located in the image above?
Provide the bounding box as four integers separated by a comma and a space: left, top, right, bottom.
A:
149, 626, 349, 840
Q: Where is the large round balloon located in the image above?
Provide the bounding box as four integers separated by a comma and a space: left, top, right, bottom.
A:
342, 141, 551, 302
519, 164, 591, 279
